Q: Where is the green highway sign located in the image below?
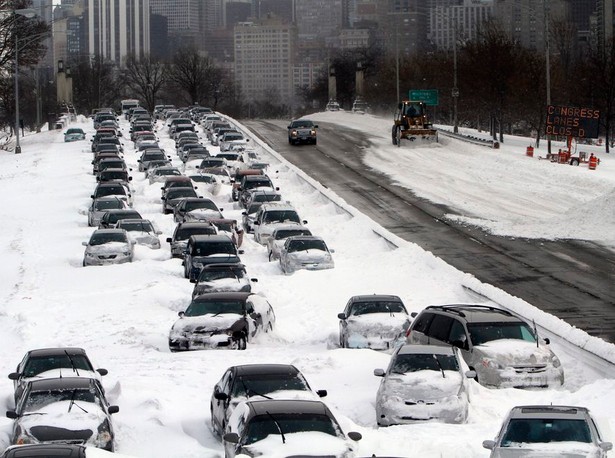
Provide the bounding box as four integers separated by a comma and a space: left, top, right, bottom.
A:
409, 89, 439, 106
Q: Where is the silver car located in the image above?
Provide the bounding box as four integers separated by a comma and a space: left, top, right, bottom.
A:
279, 235, 334, 274
88, 197, 127, 227
374, 344, 474, 426
483, 405, 613, 457
266, 225, 312, 261
406, 304, 564, 388
82, 229, 135, 266
115, 218, 162, 249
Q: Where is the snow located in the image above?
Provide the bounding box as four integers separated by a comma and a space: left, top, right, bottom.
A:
0, 110, 614, 457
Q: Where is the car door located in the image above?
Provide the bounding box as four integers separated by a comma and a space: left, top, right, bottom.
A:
212, 369, 233, 433
339, 299, 353, 340
408, 311, 435, 344
424, 314, 455, 346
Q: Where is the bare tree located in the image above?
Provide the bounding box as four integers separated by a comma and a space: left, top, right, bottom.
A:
167, 47, 221, 106
71, 56, 123, 114
123, 54, 167, 112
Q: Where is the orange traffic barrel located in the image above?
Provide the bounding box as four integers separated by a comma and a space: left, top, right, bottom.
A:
526, 146, 534, 157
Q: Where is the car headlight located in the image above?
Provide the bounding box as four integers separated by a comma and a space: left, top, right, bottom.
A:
96, 420, 112, 446
85, 252, 95, 257
551, 355, 561, 368
310, 130, 316, 135
123, 251, 131, 256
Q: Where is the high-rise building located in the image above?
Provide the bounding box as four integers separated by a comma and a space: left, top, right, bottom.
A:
295, 0, 343, 42
429, 0, 493, 51
150, 0, 199, 50
84, 0, 150, 65
233, 17, 297, 102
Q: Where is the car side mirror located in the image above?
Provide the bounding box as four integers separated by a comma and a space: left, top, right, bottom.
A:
373, 368, 385, 377
302, 220, 308, 224
96, 368, 108, 376
314, 125, 319, 128
214, 392, 229, 401
482, 440, 496, 450
238, 250, 244, 254
82, 241, 88, 246
599, 442, 613, 452
223, 433, 240, 444
166, 237, 172, 243
178, 311, 185, 317
411, 312, 418, 318
90, 195, 95, 199
543, 337, 550, 345
337, 313, 346, 320
6, 411, 18, 420
316, 389, 327, 397
347, 431, 362, 442
8, 372, 19, 381
108, 405, 119, 414
251, 278, 258, 283
465, 370, 476, 379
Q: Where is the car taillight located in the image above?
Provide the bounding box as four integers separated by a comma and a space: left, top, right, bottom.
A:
405, 328, 411, 338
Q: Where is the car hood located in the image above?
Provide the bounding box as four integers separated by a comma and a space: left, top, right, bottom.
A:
345, 313, 410, 334
18, 400, 107, 440
286, 250, 331, 263
172, 314, 244, 333
243, 431, 351, 458
195, 278, 250, 291
128, 232, 159, 245
489, 443, 599, 458
380, 370, 463, 400
474, 339, 557, 365
185, 209, 222, 219
87, 242, 130, 254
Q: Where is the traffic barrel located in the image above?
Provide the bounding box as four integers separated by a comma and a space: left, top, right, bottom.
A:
526, 146, 534, 157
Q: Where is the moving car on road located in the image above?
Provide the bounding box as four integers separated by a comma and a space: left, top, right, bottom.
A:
287, 119, 318, 145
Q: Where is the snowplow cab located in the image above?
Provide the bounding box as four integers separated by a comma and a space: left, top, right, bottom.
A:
392, 100, 438, 145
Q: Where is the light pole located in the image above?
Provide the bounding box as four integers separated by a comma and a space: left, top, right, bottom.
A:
11, 9, 38, 154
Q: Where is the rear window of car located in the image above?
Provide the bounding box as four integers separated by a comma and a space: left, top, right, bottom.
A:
426, 314, 455, 342
192, 241, 236, 256
412, 312, 435, 333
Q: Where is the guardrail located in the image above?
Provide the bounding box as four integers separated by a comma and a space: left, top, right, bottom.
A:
438, 128, 499, 148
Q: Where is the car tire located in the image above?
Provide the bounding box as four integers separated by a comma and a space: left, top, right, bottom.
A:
235, 335, 247, 350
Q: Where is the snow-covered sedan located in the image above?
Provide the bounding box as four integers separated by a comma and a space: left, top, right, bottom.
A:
115, 218, 162, 249
337, 295, 410, 350
173, 197, 223, 223
82, 229, 135, 266
210, 364, 327, 437
373, 344, 475, 425
191, 263, 255, 298
6, 377, 119, 451
8, 347, 108, 405
223, 399, 361, 458
266, 225, 312, 261
279, 236, 334, 274
87, 197, 127, 227
168, 292, 275, 352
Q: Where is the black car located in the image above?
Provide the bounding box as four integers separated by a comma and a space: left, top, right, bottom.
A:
98, 209, 142, 229
210, 364, 326, 436
183, 234, 242, 281
8, 347, 108, 404
97, 168, 132, 184
238, 175, 277, 208
162, 187, 199, 214
222, 399, 360, 458
166, 221, 218, 258
96, 158, 129, 175
91, 182, 132, 207
138, 149, 170, 172
1, 444, 87, 458
192, 263, 255, 298
173, 197, 223, 223
6, 377, 119, 451
168, 292, 275, 352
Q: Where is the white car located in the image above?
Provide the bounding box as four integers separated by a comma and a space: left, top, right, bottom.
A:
82, 229, 135, 266
266, 224, 312, 261
252, 203, 305, 245
88, 196, 127, 227
374, 344, 475, 425
337, 294, 410, 350
279, 235, 334, 274
115, 218, 162, 249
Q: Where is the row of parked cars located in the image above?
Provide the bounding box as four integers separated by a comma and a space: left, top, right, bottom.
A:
11, 104, 609, 457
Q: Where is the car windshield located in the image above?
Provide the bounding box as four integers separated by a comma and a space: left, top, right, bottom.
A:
190, 175, 216, 183
96, 186, 126, 197
231, 374, 309, 397
106, 211, 140, 224
89, 232, 127, 245
175, 226, 215, 241
143, 153, 166, 161
244, 413, 338, 445
501, 418, 592, 445
467, 322, 536, 346
167, 189, 197, 199
390, 353, 459, 374
286, 239, 326, 253
155, 169, 181, 176
66, 129, 83, 134
274, 229, 310, 240
22, 354, 93, 378
101, 171, 127, 180
198, 267, 245, 282
99, 161, 124, 170
23, 388, 100, 413
192, 242, 235, 256
119, 221, 154, 233
350, 301, 406, 315
245, 180, 272, 190
184, 299, 244, 316
201, 159, 225, 168
94, 200, 123, 211
292, 121, 314, 128
223, 135, 243, 142
263, 211, 299, 224
185, 201, 217, 212
254, 194, 281, 203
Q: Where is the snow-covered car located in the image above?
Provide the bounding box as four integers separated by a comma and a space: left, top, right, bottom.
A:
91, 182, 132, 207
6, 377, 119, 451
223, 399, 361, 458
82, 229, 135, 266
115, 218, 162, 249
97, 209, 142, 229
373, 344, 475, 426
64, 128, 86, 142
166, 221, 217, 258
87, 197, 127, 227
189, 173, 222, 196
238, 175, 278, 208
243, 189, 282, 210
287, 119, 318, 145
161, 187, 199, 214
210, 364, 327, 437
279, 235, 334, 274
266, 225, 312, 261
337, 295, 410, 350
183, 234, 242, 281
173, 197, 223, 223
483, 405, 613, 457
8, 347, 108, 405
220, 134, 249, 153
406, 304, 565, 388
191, 263, 255, 298
168, 292, 275, 351
147, 166, 182, 184
252, 203, 305, 245
216, 151, 244, 170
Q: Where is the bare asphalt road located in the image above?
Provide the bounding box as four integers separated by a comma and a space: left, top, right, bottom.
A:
243, 119, 615, 343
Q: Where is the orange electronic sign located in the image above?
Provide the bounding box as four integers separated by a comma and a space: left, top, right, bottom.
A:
546, 105, 600, 138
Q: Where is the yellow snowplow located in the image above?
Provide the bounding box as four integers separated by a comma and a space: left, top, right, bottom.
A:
392, 100, 438, 146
